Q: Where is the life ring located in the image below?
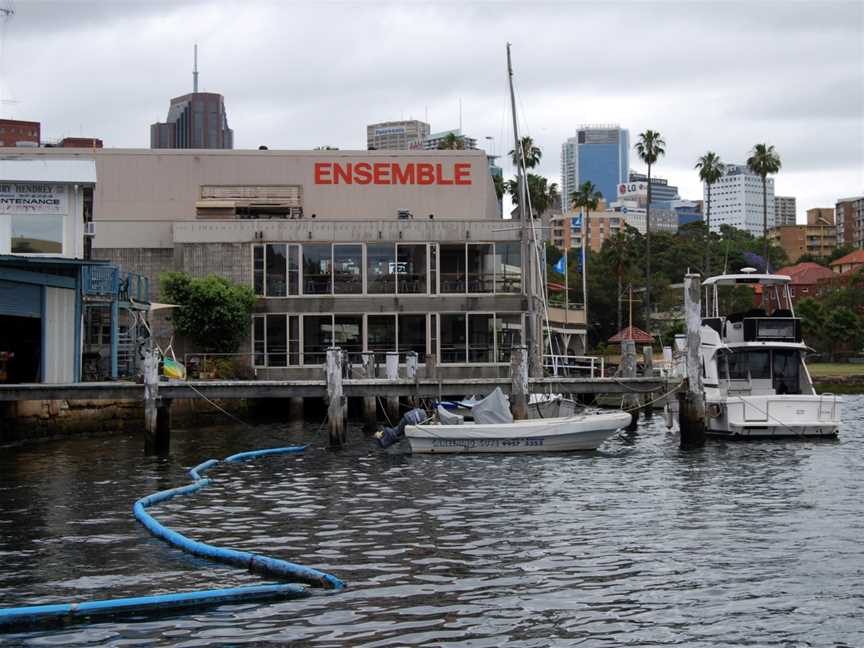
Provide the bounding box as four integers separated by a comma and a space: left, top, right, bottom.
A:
707, 402, 723, 418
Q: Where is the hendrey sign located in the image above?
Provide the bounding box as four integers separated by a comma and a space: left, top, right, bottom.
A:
314, 162, 472, 186
0, 183, 68, 214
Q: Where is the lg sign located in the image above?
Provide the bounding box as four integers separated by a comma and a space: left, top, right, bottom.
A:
314, 162, 472, 186
618, 182, 647, 195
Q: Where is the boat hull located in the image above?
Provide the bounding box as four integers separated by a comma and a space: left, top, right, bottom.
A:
405, 412, 631, 454
705, 394, 841, 439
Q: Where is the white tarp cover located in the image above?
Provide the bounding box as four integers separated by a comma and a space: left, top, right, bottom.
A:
437, 405, 464, 425
472, 387, 514, 425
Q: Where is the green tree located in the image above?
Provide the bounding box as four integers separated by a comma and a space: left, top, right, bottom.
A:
508, 135, 542, 169
601, 227, 641, 330
796, 298, 826, 350
506, 173, 559, 217
492, 173, 504, 200
694, 151, 724, 275
635, 129, 666, 324
437, 132, 465, 150
825, 307, 862, 361
160, 272, 257, 353
569, 181, 603, 326
828, 244, 857, 264
746, 143, 782, 267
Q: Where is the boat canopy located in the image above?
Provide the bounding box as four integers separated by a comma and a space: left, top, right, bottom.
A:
702, 273, 791, 287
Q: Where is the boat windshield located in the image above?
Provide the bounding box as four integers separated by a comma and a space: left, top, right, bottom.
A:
718, 348, 803, 395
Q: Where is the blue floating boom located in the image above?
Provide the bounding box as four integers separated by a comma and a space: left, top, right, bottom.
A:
0, 584, 307, 629
0, 444, 344, 631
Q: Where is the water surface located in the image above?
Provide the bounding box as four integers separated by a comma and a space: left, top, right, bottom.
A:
2, 399, 863, 646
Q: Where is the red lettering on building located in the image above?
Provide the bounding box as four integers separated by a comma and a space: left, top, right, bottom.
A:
454, 163, 471, 185
354, 162, 373, 185
314, 162, 332, 184
315, 162, 473, 186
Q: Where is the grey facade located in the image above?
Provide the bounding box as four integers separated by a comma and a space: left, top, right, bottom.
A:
366, 120, 430, 150
774, 195, 797, 226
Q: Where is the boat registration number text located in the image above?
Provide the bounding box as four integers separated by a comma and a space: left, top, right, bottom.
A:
431, 438, 545, 449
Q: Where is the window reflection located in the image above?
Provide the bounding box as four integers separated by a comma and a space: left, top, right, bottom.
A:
495, 242, 522, 293
440, 245, 466, 293
11, 214, 63, 254
468, 313, 494, 362
303, 245, 332, 295
334, 245, 362, 294
265, 244, 287, 297
334, 315, 364, 364
367, 243, 396, 294
440, 313, 466, 363
396, 244, 426, 294
495, 314, 522, 362
398, 314, 426, 362
368, 314, 396, 362
467, 244, 494, 293
303, 315, 332, 364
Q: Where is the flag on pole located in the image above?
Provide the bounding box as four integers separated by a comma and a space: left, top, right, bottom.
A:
553, 255, 566, 274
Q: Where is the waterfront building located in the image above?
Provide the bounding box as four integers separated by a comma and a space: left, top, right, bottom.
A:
0, 119, 40, 147
0, 157, 148, 383
774, 195, 797, 226
366, 120, 431, 150
704, 163, 775, 236
560, 126, 629, 211
830, 249, 864, 275
770, 262, 832, 303
0, 148, 585, 370
768, 223, 837, 261
835, 196, 864, 248
421, 129, 478, 151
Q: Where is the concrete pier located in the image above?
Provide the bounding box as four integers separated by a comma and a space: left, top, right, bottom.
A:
385, 352, 399, 423
679, 273, 706, 447
360, 352, 377, 433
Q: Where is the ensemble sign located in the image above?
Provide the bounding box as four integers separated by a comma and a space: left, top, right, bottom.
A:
0, 183, 68, 214
314, 162, 472, 186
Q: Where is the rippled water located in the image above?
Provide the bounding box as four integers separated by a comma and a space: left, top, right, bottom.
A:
2, 398, 864, 646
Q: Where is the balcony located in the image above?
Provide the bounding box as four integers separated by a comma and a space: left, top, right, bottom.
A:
82, 265, 118, 299
546, 295, 586, 328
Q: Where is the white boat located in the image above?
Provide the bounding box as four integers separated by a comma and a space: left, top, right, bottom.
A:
405, 411, 631, 454
697, 269, 841, 438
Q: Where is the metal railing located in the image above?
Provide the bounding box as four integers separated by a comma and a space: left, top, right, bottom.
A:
544, 354, 605, 378
546, 295, 585, 311
123, 273, 150, 303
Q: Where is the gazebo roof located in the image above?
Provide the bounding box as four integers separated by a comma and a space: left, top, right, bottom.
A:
608, 325, 654, 344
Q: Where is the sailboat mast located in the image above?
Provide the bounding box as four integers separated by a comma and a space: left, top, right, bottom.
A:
506, 43, 539, 373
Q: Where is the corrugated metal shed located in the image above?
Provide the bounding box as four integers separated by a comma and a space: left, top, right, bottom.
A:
0, 159, 96, 183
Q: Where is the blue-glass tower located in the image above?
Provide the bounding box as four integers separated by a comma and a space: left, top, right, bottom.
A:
560, 127, 629, 209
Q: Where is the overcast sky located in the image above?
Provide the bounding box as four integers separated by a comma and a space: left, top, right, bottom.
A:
1, 0, 861, 220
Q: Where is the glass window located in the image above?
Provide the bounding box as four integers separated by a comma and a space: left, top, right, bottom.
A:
367, 243, 396, 294
265, 244, 287, 297
396, 244, 427, 294
495, 242, 521, 293
429, 245, 438, 295
253, 245, 264, 296
333, 245, 363, 294
266, 314, 287, 367
748, 351, 771, 379
253, 316, 265, 366
11, 214, 63, 254
468, 314, 494, 362
430, 313, 438, 358
440, 313, 467, 364
302, 244, 332, 295
398, 314, 426, 362
287, 246, 299, 295
368, 314, 396, 362
467, 244, 494, 293
334, 315, 363, 364
440, 244, 466, 293
303, 315, 332, 365
495, 314, 522, 363
773, 350, 800, 394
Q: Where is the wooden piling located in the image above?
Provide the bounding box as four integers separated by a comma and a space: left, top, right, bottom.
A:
326, 347, 346, 447
679, 273, 706, 447
385, 352, 400, 423
510, 346, 528, 420
642, 345, 654, 419
360, 352, 377, 433
154, 398, 171, 454
143, 348, 160, 454
405, 351, 418, 408
621, 339, 639, 432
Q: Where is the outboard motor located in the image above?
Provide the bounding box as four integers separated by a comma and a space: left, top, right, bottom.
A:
376, 408, 427, 448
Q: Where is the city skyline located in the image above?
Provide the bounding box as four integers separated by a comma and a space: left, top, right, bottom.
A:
0, 1, 860, 220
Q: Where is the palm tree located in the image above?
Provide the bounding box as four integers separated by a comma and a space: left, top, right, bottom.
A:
694, 151, 724, 276
570, 181, 603, 324
437, 132, 465, 150
746, 143, 782, 271
634, 130, 666, 323
508, 136, 542, 169
505, 173, 558, 217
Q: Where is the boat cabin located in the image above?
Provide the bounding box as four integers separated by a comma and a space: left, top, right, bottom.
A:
700, 271, 814, 398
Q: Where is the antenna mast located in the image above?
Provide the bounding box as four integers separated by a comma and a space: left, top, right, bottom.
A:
193, 43, 199, 93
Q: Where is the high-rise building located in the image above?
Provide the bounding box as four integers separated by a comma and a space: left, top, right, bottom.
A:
421, 129, 478, 151
836, 196, 864, 248
560, 126, 629, 210
622, 173, 680, 204
704, 164, 775, 236
150, 47, 233, 149
0, 119, 40, 147
806, 207, 834, 226
774, 195, 797, 226
366, 120, 430, 150
768, 224, 837, 261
